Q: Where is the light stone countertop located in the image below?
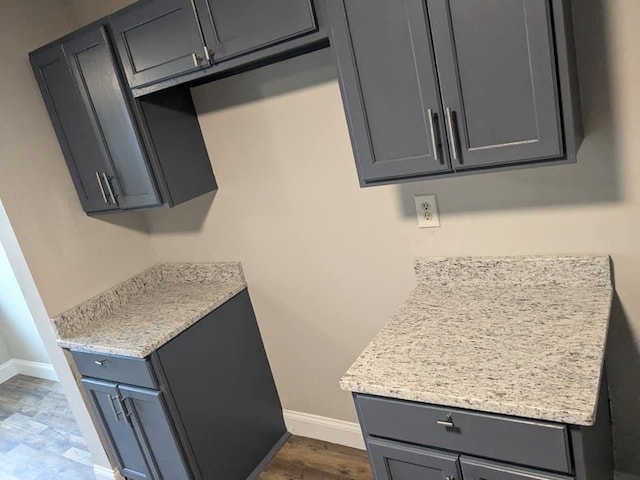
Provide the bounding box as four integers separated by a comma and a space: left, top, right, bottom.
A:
340, 256, 613, 426
52, 263, 247, 358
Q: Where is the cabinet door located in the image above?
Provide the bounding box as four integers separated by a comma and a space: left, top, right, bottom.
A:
460, 457, 573, 480
367, 437, 461, 480
195, 0, 317, 63
64, 27, 161, 210
30, 46, 114, 213
428, 0, 563, 169
110, 0, 209, 88
81, 379, 152, 480
326, 0, 450, 186
119, 384, 191, 480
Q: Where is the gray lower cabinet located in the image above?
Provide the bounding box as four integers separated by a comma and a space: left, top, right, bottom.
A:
354, 390, 613, 480
30, 25, 216, 215
72, 290, 287, 480
82, 379, 189, 480
327, 0, 583, 186
367, 437, 461, 480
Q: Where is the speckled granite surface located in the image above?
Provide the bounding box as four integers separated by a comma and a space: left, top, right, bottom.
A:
341, 256, 612, 426
53, 263, 246, 358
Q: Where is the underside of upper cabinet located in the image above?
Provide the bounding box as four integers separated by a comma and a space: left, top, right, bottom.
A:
326, 0, 583, 186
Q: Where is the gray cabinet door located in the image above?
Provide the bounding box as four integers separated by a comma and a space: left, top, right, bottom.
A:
460, 457, 573, 480
367, 437, 461, 480
109, 0, 209, 88
81, 379, 152, 480
195, 0, 317, 63
427, 0, 563, 169
119, 385, 191, 480
326, 0, 451, 185
63, 27, 161, 210
30, 46, 114, 214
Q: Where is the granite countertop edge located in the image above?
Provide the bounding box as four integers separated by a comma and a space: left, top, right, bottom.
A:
56, 282, 247, 358
339, 255, 613, 427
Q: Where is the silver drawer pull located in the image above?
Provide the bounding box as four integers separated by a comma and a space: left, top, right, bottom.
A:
94, 360, 106, 366
437, 414, 455, 428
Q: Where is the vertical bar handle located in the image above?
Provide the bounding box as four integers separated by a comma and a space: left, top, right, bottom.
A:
101, 172, 117, 205
446, 107, 460, 162
96, 172, 108, 204
108, 395, 121, 422
427, 109, 441, 164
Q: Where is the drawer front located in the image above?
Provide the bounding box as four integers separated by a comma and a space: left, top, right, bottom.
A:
355, 394, 571, 474
71, 350, 157, 389
460, 456, 574, 480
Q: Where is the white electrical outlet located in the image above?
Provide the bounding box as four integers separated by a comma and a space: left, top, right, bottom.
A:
414, 194, 440, 228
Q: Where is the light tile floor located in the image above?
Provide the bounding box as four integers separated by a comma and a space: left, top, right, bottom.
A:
0, 375, 94, 480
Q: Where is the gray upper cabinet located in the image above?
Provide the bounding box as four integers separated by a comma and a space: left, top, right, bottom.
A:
31, 24, 216, 215
327, 0, 583, 185
367, 437, 461, 480
427, 0, 563, 169
82, 379, 152, 480
64, 27, 162, 210
327, 0, 451, 185
109, 0, 209, 89
195, 0, 318, 63
30, 46, 114, 214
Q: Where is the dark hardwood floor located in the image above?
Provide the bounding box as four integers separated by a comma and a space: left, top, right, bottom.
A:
0, 375, 371, 480
0, 375, 94, 479
260, 436, 372, 480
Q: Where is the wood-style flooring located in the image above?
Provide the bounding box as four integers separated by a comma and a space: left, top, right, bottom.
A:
0, 375, 94, 480
260, 436, 372, 480
0, 374, 371, 480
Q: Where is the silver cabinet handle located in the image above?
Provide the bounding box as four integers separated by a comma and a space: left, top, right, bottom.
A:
94, 360, 106, 366
437, 414, 455, 428
191, 52, 201, 66
101, 172, 117, 205
96, 172, 108, 204
446, 107, 459, 162
427, 109, 440, 164
108, 395, 121, 422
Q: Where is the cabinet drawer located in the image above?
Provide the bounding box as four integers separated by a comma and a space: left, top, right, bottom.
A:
71, 350, 157, 389
461, 456, 574, 480
355, 394, 571, 474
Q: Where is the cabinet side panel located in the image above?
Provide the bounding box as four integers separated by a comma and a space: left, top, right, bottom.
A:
570, 374, 614, 480
155, 290, 286, 479
138, 87, 216, 206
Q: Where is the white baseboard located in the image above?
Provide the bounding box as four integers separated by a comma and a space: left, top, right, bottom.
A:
0, 359, 58, 383
93, 465, 124, 480
283, 409, 365, 450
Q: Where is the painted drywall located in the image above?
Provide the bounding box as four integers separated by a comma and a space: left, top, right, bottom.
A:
0, 330, 11, 365
67, 0, 133, 24
141, 0, 640, 474
0, 0, 160, 472
0, 241, 48, 364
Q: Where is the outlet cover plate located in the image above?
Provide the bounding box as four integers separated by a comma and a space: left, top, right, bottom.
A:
414, 194, 440, 228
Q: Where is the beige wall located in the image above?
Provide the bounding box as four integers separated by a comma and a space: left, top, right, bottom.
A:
0, 0, 156, 318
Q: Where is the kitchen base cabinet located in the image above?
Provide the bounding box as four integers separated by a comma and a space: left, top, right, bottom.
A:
367, 438, 461, 480
354, 382, 613, 480
71, 290, 286, 480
